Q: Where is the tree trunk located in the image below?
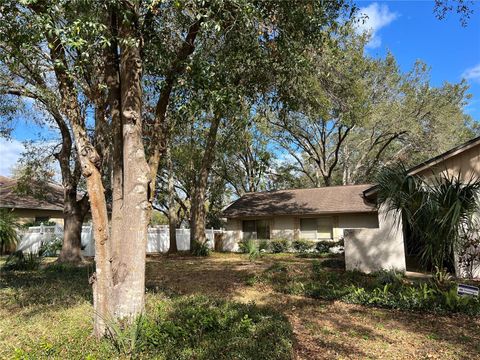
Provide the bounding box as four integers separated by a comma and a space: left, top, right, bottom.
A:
58, 211, 85, 263
112, 15, 151, 320
44, 26, 113, 337
58, 188, 89, 263
167, 147, 178, 253
190, 116, 221, 249
190, 187, 207, 248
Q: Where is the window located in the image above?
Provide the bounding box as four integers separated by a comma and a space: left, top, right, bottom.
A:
317, 217, 333, 239
242, 219, 270, 240
300, 218, 317, 240
242, 220, 256, 240
300, 217, 333, 240
256, 220, 270, 240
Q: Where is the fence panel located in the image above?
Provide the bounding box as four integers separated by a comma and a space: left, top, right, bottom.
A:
17, 225, 223, 256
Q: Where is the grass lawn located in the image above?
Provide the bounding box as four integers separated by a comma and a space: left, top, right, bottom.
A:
1, 253, 479, 359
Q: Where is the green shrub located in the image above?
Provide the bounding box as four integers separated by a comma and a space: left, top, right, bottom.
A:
191, 241, 210, 257
258, 259, 479, 315
292, 239, 314, 253
238, 239, 260, 261
116, 296, 293, 359
0, 209, 19, 255
269, 239, 290, 253
2, 251, 42, 271
258, 239, 269, 252
238, 238, 254, 253
372, 269, 404, 288
432, 266, 454, 289
39, 236, 63, 257
342, 283, 480, 315
21, 220, 56, 228
315, 239, 344, 253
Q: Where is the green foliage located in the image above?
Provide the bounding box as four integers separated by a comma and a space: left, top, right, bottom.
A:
315, 239, 344, 253
257, 259, 480, 315
376, 165, 480, 270
372, 269, 404, 288
258, 239, 269, 252
38, 237, 63, 257
108, 296, 293, 360
292, 239, 315, 253
238, 239, 260, 261
0, 209, 19, 255
238, 238, 254, 253
11, 143, 57, 201
432, 266, 454, 289
21, 220, 56, 228
457, 218, 480, 278
191, 241, 211, 257
2, 251, 42, 271
343, 283, 480, 316
150, 211, 168, 226
269, 239, 290, 253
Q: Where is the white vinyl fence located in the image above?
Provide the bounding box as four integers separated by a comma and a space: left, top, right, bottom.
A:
17, 224, 222, 257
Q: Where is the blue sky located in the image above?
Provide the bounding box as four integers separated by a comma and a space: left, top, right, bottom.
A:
356, 1, 480, 118
1, 1, 479, 175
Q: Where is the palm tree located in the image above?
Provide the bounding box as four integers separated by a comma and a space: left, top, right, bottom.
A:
0, 209, 19, 255
375, 164, 480, 272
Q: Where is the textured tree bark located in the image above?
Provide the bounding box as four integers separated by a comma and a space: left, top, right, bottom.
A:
112, 14, 151, 320
46, 30, 113, 337
58, 214, 83, 262
190, 116, 221, 249
190, 189, 207, 248
167, 147, 178, 254
58, 198, 88, 263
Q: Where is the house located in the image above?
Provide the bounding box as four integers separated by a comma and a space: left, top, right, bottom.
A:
359, 135, 480, 277
223, 185, 405, 271
0, 175, 65, 224
222, 135, 480, 277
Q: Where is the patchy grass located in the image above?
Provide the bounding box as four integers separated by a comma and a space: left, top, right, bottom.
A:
1, 253, 480, 359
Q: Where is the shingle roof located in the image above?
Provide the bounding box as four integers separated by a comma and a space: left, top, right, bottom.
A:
0, 175, 64, 211
222, 184, 376, 218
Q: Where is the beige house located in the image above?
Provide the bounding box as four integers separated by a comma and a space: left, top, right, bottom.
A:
223, 136, 480, 277
0, 175, 65, 224
222, 184, 388, 251
223, 185, 404, 271
360, 136, 480, 276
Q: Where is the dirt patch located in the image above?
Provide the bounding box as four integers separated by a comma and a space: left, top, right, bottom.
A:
145, 253, 480, 360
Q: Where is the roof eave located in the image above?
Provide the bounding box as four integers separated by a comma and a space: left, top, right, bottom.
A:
363, 135, 480, 197
224, 209, 377, 219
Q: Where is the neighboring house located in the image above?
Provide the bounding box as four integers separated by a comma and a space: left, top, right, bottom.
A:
222, 184, 390, 251
0, 175, 65, 224
360, 135, 480, 277
222, 136, 480, 277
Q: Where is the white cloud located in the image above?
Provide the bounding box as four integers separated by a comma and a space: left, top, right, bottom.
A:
356, 3, 398, 49
0, 138, 25, 176
462, 63, 480, 82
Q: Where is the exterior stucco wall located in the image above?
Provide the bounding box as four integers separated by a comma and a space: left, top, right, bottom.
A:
224, 212, 382, 252
416, 145, 480, 181
6, 208, 64, 225
417, 145, 480, 278
223, 218, 242, 251
271, 216, 295, 240
338, 213, 379, 230
344, 204, 406, 273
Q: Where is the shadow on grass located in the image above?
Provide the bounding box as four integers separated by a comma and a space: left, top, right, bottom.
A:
145, 255, 260, 299
0, 262, 93, 317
